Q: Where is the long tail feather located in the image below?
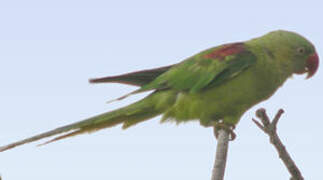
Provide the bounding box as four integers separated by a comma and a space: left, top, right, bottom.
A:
0, 111, 115, 152
0, 91, 172, 152
38, 129, 84, 147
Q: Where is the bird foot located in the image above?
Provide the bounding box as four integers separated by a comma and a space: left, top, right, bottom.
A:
213, 122, 236, 141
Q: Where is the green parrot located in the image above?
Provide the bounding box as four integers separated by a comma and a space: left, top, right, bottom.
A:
0, 30, 319, 152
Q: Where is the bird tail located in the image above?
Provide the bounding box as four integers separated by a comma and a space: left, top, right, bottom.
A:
0, 91, 174, 152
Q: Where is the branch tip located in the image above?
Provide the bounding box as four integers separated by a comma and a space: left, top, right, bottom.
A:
272, 109, 285, 126
252, 118, 265, 132
253, 108, 304, 180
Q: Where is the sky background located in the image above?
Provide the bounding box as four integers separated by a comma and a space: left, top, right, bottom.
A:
0, 0, 322, 179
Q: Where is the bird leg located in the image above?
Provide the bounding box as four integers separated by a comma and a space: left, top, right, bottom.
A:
213, 121, 236, 141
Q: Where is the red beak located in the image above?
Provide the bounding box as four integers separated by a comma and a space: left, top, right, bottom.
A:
306, 53, 319, 79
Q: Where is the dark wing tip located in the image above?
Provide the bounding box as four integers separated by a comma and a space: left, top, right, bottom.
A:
89, 77, 111, 84
89, 78, 97, 83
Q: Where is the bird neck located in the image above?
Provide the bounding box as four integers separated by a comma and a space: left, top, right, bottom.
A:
246, 37, 294, 83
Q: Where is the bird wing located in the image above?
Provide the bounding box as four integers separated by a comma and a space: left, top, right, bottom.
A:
89, 65, 174, 86
110, 43, 257, 101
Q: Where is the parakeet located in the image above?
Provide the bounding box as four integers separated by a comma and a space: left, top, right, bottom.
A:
0, 30, 319, 152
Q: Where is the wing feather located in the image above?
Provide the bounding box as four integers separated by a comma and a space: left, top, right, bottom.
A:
89, 65, 173, 86
108, 43, 257, 101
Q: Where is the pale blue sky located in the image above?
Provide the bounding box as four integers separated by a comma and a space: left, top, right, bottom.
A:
0, 0, 322, 179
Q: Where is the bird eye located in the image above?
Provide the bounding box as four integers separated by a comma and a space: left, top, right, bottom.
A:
297, 47, 305, 54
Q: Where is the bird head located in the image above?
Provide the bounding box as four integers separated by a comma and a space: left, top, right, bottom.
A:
268, 30, 319, 79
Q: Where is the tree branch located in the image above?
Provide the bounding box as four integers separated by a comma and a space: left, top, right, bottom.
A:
211, 128, 230, 180
252, 108, 304, 180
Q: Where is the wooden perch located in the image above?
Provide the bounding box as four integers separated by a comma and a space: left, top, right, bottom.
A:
211, 128, 230, 180
252, 108, 304, 180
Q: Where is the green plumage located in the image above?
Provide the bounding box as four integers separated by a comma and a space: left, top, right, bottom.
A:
0, 30, 318, 152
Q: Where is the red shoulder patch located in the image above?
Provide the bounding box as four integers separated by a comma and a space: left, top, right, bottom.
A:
204, 42, 245, 60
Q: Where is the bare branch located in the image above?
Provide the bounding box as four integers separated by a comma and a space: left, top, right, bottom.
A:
253, 108, 304, 180
211, 128, 230, 180
252, 118, 265, 131
272, 109, 284, 127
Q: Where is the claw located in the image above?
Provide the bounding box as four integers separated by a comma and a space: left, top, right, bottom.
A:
213, 122, 236, 141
